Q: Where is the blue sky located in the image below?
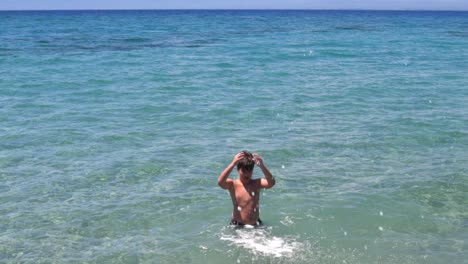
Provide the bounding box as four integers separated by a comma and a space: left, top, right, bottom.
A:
1, 0, 467, 11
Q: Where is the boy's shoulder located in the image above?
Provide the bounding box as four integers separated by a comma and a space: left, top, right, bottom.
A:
238, 178, 262, 188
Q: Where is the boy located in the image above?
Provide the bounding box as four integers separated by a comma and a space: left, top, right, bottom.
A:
218, 151, 275, 226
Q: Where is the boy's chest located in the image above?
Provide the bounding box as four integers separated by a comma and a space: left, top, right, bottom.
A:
233, 181, 260, 201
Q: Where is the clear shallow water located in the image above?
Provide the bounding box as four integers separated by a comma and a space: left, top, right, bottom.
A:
0, 10, 467, 263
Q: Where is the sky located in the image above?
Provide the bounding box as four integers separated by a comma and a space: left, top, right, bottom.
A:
0, 0, 468, 11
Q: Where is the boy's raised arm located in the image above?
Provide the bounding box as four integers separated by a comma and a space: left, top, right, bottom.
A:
218, 152, 244, 189
253, 153, 275, 189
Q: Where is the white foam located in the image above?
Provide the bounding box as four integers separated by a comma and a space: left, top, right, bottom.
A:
199, 245, 208, 250
280, 216, 295, 226
220, 228, 301, 258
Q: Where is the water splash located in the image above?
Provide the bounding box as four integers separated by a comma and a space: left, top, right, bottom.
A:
220, 227, 302, 258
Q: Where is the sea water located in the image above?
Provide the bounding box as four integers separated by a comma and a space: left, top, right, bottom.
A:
0, 10, 467, 263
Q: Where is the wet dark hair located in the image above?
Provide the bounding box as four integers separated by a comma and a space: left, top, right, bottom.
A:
237, 150, 255, 172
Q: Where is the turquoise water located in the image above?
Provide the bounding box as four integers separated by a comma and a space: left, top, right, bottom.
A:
1, 10, 467, 263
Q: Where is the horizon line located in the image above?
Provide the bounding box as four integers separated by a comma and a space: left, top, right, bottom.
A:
1, 8, 468, 12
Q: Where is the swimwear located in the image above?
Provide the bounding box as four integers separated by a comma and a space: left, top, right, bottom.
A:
230, 218, 263, 226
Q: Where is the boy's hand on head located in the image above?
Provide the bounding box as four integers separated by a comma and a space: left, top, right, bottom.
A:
253, 153, 264, 167
232, 152, 245, 165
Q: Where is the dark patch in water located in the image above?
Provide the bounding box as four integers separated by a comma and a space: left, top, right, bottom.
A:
447, 31, 468, 38
184, 44, 202, 48
36, 40, 50, 44
3, 34, 226, 55
122, 37, 151, 43
334, 25, 381, 32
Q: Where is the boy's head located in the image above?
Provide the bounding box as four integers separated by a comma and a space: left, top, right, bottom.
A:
237, 150, 255, 173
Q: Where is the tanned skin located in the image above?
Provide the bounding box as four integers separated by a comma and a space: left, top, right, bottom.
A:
218, 151, 275, 225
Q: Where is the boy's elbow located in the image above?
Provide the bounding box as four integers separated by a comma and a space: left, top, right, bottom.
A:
218, 181, 228, 189
270, 180, 276, 188
266, 178, 276, 189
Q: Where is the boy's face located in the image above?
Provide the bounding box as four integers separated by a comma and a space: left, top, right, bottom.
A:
237, 168, 253, 180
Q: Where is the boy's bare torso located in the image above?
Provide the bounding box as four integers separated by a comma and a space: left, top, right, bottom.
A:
229, 179, 261, 225
218, 151, 275, 226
